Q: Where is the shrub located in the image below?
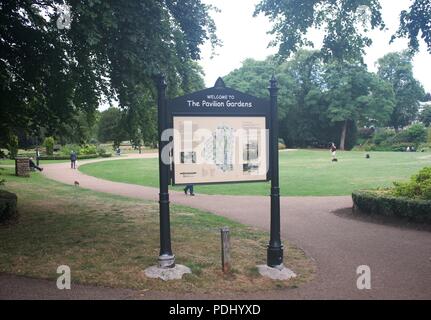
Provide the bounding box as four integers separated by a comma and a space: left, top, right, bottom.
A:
0, 190, 18, 223
352, 190, 431, 223
393, 167, 431, 200
7, 135, 19, 159
79, 144, 97, 155
43, 137, 55, 155
39, 154, 100, 160
372, 129, 396, 146
59, 144, 81, 156
394, 124, 427, 144
358, 127, 375, 140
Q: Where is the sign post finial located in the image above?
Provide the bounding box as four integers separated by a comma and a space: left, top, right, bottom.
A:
214, 77, 226, 89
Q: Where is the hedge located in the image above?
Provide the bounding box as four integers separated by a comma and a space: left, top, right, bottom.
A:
34, 154, 111, 160
0, 190, 18, 223
352, 190, 431, 224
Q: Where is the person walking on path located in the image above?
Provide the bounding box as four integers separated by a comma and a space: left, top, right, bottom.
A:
70, 151, 77, 169
35, 148, 41, 166
184, 184, 195, 196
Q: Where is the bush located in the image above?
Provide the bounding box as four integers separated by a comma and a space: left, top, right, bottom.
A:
7, 135, 19, 159
373, 129, 396, 146
79, 144, 97, 155
358, 127, 375, 140
59, 144, 81, 156
394, 124, 427, 144
357, 142, 412, 152
39, 154, 98, 160
352, 190, 431, 223
392, 167, 431, 200
0, 190, 18, 223
43, 137, 55, 155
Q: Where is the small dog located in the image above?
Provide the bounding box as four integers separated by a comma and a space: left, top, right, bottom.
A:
74, 181, 80, 187
332, 158, 338, 162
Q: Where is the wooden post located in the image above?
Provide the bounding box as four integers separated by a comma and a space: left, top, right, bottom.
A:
220, 227, 230, 273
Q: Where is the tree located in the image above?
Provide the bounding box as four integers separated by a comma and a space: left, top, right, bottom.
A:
420, 104, 431, 127
324, 61, 394, 149
255, 0, 431, 59
43, 137, 55, 156
254, 0, 384, 61
377, 51, 425, 132
0, 0, 218, 148
392, 0, 431, 54
97, 108, 128, 146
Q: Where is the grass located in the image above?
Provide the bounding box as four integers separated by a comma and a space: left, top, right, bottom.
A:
79, 149, 431, 196
0, 167, 313, 294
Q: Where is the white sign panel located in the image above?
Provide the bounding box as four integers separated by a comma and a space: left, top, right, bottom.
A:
173, 116, 268, 184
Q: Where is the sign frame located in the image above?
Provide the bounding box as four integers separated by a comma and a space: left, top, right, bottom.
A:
167, 78, 271, 186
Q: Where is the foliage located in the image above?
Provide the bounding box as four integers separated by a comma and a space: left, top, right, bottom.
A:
392, 0, 431, 54
6, 135, 19, 159
352, 190, 431, 223
79, 144, 97, 156
59, 144, 81, 156
393, 124, 427, 144
323, 60, 394, 149
0, 190, 18, 224
38, 154, 106, 161
254, 0, 384, 62
96, 146, 108, 156
255, 0, 430, 59
357, 127, 375, 141
419, 104, 431, 127
224, 51, 394, 150
97, 108, 128, 146
392, 167, 431, 200
0, 0, 218, 148
43, 137, 55, 156
60, 144, 99, 156
377, 51, 425, 131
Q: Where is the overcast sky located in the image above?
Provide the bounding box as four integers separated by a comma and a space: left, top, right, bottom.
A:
199, 0, 431, 93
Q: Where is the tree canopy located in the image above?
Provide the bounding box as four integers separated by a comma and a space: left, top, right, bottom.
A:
377, 51, 425, 131
392, 0, 431, 53
224, 50, 395, 149
0, 0, 217, 147
254, 0, 385, 61
255, 0, 431, 59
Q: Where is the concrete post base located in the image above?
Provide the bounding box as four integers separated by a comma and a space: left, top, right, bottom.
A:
257, 264, 297, 280
144, 264, 191, 281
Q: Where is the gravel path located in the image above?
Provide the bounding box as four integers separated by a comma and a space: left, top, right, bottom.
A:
1, 153, 430, 300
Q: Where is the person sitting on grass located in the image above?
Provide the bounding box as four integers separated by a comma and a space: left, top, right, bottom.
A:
29, 157, 43, 172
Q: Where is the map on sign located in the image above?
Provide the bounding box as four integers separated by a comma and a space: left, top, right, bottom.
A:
172, 116, 268, 185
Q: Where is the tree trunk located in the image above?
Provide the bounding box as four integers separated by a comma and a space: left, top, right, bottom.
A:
340, 120, 347, 150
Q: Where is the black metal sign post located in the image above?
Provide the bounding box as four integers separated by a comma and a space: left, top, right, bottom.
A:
154, 75, 284, 271
267, 75, 284, 268
156, 74, 175, 268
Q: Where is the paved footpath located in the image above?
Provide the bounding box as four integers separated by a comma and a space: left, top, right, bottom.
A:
1, 153, 430, 299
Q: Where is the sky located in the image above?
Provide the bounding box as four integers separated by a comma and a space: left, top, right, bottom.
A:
198, 0, 431, 93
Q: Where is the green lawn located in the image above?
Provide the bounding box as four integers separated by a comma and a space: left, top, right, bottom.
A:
0, 167, 313, 293
79, 150, 431, 196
